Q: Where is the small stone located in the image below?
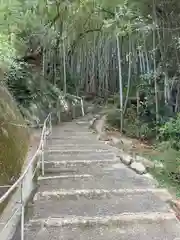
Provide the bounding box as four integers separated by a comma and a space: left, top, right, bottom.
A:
89, 118, 96, 129
135, 155, 155, 169
144, 173, 154, 180
130, 162, 146, 174
119, 153, 133, 165
111, 136, 123, 145
154, 161, 164, 168
97, 132, 109, 141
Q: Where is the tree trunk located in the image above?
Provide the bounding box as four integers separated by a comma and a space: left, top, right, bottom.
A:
116, 35, 123, 132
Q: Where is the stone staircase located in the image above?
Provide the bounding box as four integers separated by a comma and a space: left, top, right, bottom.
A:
14, 116, 180, 240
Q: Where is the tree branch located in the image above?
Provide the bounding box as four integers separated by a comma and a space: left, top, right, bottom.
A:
98, 7, 115, 18
68, 25, 103, 57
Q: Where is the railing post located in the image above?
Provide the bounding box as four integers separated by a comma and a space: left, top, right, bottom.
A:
41, 140, 45, 176
20, 182, 24, 240
57, 97, 61, 124
49, 114, 52, 133
81, 98, 85, 116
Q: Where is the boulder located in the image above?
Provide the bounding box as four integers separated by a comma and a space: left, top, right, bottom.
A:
135, 155, 155, 169
118, 152, 133, 165
130, 162, 146, 174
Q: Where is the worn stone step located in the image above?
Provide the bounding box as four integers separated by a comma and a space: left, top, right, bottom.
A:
45, 151, 116, 161
34, 188, 171, 202
50, 134, 94, 139
44, 167, 78, 175
44, 159, 120, 167
52, 125, 89, 130
37, 168, 157, 192
53, 128, 89, 132
46, 139, 96, 144
50, 132, 93, 138
20, 218, 180, 240
47, 141, 109, 149
43, 160, 153, 177
27, 212, 178, 228
38, 174, 92, 181
43, 160, 121, 175
46, 149, 112, 154
46, 145, 111, 152
46, 140, 98, 146
49, 135, 93, 140
30, 190, 172, 219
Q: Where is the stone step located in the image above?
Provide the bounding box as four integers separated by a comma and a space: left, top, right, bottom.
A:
34, 188, 171, 202
53, 127, 89, 131
46, 144, 111, 151
38, 174, 92, 181
46, 139, 96, 144
27, 213, 178, 228
37, 168, 157, 192
46, 142, 110, 147
52, 125, 90, 130
50, 132, 93, 138
43, 160, 121, 175
49, 135, 93, 140
20, 217, 180, 240
45, 151, 116, 161
30, 190, 172, 219
44, 159, 120, 166
52, 124, 89, 129
46, 149, 112, 154
50, 134, 93, 139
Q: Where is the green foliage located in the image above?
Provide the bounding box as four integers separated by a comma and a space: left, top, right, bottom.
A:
0, 34, 19, 70
158, 113, 180, 150
6, 64, 68, 124
147, 143, 180, 196
105, 104, 154, 139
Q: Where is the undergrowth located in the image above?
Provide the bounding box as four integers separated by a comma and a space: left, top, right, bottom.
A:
105, 94, 180, 197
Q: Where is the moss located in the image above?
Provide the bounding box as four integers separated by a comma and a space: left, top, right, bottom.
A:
0, 85, 29, 185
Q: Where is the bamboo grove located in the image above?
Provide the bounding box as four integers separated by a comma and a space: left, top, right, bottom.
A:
1, 0, 180, 136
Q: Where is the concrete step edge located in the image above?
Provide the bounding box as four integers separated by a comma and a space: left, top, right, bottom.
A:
44, 159, 120, 165
45, 149, 113, 153
27, 212, 177, 228
46, 144, 108, 147
33, 188, 172, 201
38, 174, 93, 181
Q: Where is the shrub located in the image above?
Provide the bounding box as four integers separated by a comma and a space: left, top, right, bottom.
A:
105, 105, 155, 139
158, 113, 180, 150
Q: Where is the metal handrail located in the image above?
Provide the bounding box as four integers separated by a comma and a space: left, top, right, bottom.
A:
0, 113, 52, 240
0, 94, 85, 240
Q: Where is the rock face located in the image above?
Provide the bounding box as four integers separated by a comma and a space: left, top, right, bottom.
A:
0, 85, 29, 184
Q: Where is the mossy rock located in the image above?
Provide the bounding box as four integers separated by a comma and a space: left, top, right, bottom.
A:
0, 85, 29, 185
